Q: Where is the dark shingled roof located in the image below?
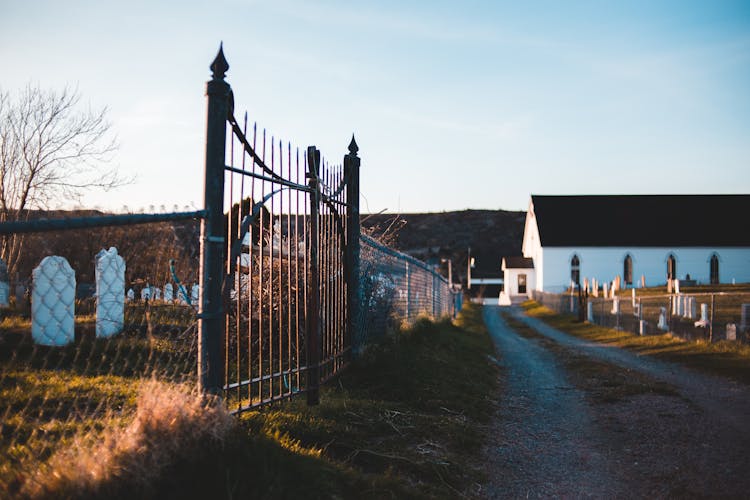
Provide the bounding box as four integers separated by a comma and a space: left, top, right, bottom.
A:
531, 195, 750, 247
503, 256, 534, 269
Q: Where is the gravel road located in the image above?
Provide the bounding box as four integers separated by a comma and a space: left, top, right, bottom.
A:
481, 305, 750, 498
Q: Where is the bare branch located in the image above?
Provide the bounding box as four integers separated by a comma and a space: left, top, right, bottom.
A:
0, 83, 128, 275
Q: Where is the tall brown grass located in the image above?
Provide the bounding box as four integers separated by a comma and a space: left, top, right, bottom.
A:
23, 379, 233, 499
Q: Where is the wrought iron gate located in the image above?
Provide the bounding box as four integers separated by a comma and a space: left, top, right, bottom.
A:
200, 45, 360, 411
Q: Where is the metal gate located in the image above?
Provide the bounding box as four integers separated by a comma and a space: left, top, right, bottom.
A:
199, 45, 360, 411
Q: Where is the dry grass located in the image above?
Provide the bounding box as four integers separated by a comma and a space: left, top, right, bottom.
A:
23, 380, 233, 499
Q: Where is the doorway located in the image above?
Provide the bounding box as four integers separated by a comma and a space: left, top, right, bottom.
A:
518, 274, 527, 294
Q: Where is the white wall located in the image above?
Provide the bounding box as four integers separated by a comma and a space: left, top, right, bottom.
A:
503, 267, 536, 296
537, 247, 750, 292
521, 200, 544, 291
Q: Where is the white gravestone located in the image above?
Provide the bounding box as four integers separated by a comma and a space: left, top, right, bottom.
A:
95, 248, 125, 338
126, 288, 135, 301
603, 282, 608, 300
695, 303, 709, 328
639, 320, 647, 336
141, 286, 151, 301
191, 283, 200, 305
587, 301, 594, 322
0, 259, 9, 307
611, 296, 620, 315
153, 287, 162, 301
32, 256, 75, 346
726, 323, 737, 341
657, 307, 668, 331
631, 288, 636, 308
164, 283, 174, 302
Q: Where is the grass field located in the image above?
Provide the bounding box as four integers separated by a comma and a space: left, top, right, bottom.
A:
4, 303, 499, 499
522, 301, 750, 385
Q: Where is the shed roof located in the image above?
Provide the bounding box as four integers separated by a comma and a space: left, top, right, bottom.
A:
502, 256, 535, 269
531, 195, 750, 247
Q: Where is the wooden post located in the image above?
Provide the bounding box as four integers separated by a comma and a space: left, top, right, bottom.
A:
199, 45, 230, 394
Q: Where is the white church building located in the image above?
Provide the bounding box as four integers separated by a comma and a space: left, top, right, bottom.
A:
501, 194, 750, 299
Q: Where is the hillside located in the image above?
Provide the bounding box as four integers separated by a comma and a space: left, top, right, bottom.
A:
362, 209, 526, 285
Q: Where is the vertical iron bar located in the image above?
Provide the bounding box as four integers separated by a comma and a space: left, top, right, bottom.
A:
199, 45, 230, 394
306, 146, 321, 405
344, 138, 360, 354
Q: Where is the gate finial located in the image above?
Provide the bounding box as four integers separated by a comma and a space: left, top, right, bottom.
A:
210, 43, 229, 80
348, 135, 358, 156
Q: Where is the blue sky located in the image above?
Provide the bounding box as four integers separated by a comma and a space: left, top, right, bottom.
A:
1, 0, 748, 213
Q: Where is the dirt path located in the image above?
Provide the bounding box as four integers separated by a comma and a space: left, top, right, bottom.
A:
482, 305, 750, 498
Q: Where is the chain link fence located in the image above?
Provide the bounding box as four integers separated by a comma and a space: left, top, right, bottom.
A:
0, 218, 201, 494
533, 289, 750, 342
357, 235, 462, 347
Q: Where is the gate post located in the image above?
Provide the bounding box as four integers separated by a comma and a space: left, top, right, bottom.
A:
306, 146, 321, 405
344, 137, 361, 354
199, 45, 230, 394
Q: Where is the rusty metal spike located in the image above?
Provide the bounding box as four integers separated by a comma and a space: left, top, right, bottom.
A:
210, 43, 229, 80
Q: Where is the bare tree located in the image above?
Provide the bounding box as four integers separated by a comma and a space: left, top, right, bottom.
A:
0, 84, 125, 276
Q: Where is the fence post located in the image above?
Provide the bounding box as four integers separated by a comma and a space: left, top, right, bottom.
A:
406, 262, 411, 321
306, 146, 321, 405
199, 45, 230, 394
344, 137, 361, 354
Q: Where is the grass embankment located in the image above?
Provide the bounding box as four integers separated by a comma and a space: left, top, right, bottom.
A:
19, 303, 499, 499
522, 301, 750, 385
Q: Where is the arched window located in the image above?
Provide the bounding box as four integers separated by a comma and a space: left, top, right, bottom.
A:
710, 254, 719, 285
570, 254, 580, 286
667, 254, 677, 281
623, 254, 633, 286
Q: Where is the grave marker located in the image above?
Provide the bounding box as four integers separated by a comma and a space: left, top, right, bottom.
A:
95, 247, 125, 338
32, 256, 75, 346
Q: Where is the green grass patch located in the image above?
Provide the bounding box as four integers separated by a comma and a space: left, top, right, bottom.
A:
522, 301, 750, 385
6, 303, 500, 499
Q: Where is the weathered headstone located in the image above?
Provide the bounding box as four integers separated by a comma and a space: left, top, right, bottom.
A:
675, 279, 680, 294
32, 256, 75, 346
631, 288, 636, 308
592, 279, 598, 297
726, 323, 737, 341
95, 247, 125, 338
0, 259, 9, 307
657, 307, 668, 331
126, 288, 135, 301
603, 282, 609, 300
153, 287, 162, 301
164, 283, 173, 302
191, 283, 200, 305
141, 285, 151, 301
587, 301, 594, 322
639, 320, 647, 336
611, 296, 620, 315
695, 303, 709, 328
